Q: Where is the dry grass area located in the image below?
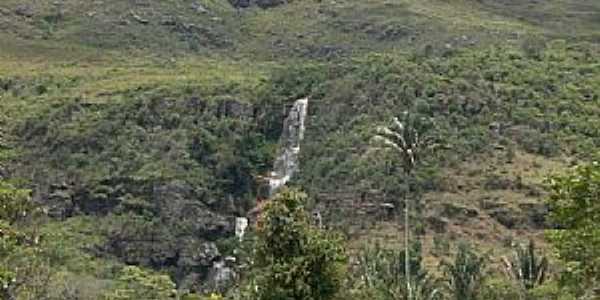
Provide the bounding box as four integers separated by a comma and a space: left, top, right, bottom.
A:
348, 150, 568, 270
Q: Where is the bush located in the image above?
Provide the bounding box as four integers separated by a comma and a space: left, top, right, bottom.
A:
441, 243, 487, 300
478, 277, 521, 300
104, 266, 176, 300
350, 241, 442, 300
247, 188, 347, 300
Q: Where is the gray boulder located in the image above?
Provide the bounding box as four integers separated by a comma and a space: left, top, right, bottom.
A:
15, 5, 34, 17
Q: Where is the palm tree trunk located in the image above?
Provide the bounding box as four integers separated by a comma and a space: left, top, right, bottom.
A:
405, 193, 412, 300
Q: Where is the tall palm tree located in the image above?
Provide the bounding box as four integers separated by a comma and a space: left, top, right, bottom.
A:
371, 112, 438, 299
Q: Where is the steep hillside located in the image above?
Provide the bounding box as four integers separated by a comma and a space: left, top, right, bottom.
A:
1, 0, 600, 298
2, 0, 599, 60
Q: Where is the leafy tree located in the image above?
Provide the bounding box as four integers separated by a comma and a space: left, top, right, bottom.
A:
441, 243, 486, 300
0, 181, 50, 300
104, 266, 176, 300
546, 162, 600, 292
248, 188, 347, 300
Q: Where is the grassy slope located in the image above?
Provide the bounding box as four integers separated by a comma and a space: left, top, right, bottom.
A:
3, 0, 597, 59
1, 0, 600, 296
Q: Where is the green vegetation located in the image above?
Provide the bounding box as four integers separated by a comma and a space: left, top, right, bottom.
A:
245, 188, 347, 300
349, 242, 441, 300
502, 240, 548, 293
0, 0, 600, 298
441, 244, 487, 300
546, 162, 600, 295
104, 266, 176, 300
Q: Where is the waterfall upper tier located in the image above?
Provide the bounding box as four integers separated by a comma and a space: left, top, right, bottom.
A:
267, 98, 309, 195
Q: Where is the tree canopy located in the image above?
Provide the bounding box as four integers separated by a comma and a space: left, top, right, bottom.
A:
248, 188, 347, 300
546, 162, 600, 290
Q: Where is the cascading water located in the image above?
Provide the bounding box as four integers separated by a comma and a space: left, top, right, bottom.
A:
237, 98, 308, 241
267, 98, 309, 195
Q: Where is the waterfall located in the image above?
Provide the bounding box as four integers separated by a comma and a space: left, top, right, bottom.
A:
267, 98, 309, 195
237, 98, 308, 241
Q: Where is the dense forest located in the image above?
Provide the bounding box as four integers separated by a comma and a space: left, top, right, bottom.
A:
1, 0, 599, 299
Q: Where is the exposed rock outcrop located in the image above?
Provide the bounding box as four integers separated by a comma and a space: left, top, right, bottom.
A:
229, 0, 290, 9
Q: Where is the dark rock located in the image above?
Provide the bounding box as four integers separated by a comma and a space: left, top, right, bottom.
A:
518, 202, 549, 229
483, 174, 515, 190
427, 216, 448, 233
74, 183, 121, 215
365, 23, 412, 41
198, 242, 221, 266
439, 203, 479, 221
489, 122, 502, 134
44, 183, 76, 219
230, 0, 251, 8
256, 0, 288, 8
160, 17, 177, 26
217, 99, 253, 119
229, 0, 289, 9
488, 207, 518, 229
173, 23, 231, 48
178, 241, 221, 268
152, 181, 235, 238
478, 197, 505, 210
185, 96, 207, 112
130, 11, 149, 24
15, 5, 34, 18
198, 213, 234, 239
304, 45, 347, 59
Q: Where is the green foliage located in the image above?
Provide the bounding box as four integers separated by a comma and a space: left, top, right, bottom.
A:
0, 181, 34, 225
202, 293, 225, 300
477, 277, 521, 300
0, 181, 51, 300
350, 241, 441, 300
0, 0, 598, 297
528, 281, 577, 300
0, 220, 18, 298
104, 266, 176, 300
298, 42, 600, 205
248, 188, 347, 300
546, 162, 600, 291
502, 239, 548, 291
441, 243, 487, 300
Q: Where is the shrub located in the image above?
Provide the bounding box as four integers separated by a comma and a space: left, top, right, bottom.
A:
441, 243, 487, 300
247, 188, 347, 300
350, 241, 442, 300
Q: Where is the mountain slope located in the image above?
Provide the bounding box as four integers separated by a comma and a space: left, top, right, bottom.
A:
1, 0, 600, 297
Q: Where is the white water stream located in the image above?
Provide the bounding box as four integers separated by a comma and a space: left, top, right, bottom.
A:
267, 98, 309, 195
236, 98, 309, 240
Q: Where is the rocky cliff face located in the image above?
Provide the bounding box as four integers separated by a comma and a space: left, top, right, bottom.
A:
11, 95, 281, 291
